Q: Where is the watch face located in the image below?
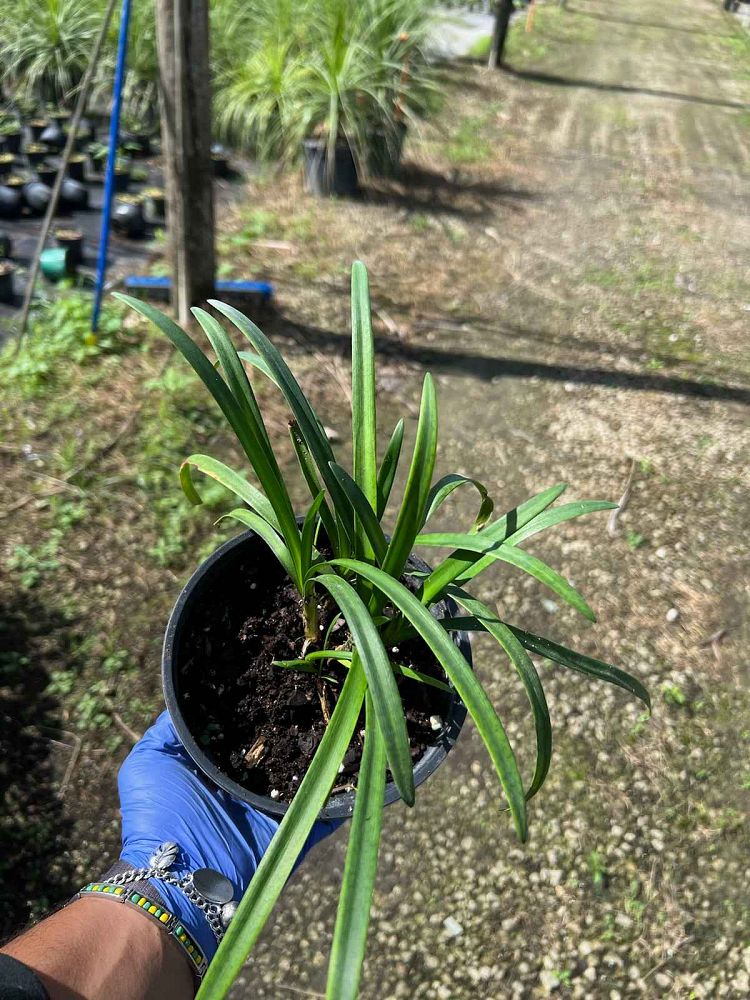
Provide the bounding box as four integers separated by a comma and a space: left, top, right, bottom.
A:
192, 868, 234, 905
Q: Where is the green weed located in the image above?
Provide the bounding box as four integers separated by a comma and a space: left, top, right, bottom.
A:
0, 291, 127, 399
446, 116, 494, 165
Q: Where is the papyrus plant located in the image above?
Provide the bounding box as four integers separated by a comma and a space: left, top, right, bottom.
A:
118, 263, 648, 1000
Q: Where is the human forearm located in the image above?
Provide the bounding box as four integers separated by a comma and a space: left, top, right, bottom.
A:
1, 898, 194, 1000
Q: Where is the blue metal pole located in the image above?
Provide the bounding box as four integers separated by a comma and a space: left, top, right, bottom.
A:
91, 0, 132, 332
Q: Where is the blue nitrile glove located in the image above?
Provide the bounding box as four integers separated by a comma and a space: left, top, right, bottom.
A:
118, 711, 340, 964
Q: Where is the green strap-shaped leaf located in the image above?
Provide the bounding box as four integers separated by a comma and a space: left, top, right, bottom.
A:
179, 454, 280, 530
423, 474, 494, 532
277, 649, 451, 695
301, 492, 326, 582
207, 298, 354, 544
420, 483, 567, 604
326, 692, 385, 1000
289, 420, 343, 557
415, 531, 596, 622
193, 307, 274, 457
376, 418, 405, 519
382, 375, 438, 581
196, 661, 367, 1000
237, 349, 279, 386
393, 663, 451, 693
506, 624, 651, 711
313, 572, 414, 806
351, 262, 378, 512
192, 308, 301, 572
504, 500, 618, 547
331, 559, 528, 842
217, 509, 299, 589
114, 296, 302, 569
447, 587, 551, 799
438, 617, 650, 711
329, 463, 388, 564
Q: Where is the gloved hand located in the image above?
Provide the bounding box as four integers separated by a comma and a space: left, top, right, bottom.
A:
118, 711, 340, 963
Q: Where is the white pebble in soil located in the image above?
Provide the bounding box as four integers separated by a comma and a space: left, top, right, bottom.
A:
665, 607, 680, 623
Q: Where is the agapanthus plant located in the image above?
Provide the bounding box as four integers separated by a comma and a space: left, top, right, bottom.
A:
118, 263, 648, 1000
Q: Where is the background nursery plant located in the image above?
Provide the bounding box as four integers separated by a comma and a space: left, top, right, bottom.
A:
118, 262, 649, 1000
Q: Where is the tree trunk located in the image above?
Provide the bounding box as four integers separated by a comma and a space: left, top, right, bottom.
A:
155, 0, 215, 323
488, 0, 514, 70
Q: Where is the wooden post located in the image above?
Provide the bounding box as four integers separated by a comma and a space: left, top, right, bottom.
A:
488, 0, 515, 70
155, 0, 215, 323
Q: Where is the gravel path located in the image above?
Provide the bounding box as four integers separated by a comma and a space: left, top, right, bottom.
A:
228, 1, 750, 996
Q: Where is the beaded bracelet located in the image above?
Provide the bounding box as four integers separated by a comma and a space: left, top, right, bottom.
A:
79, 882, 208, 979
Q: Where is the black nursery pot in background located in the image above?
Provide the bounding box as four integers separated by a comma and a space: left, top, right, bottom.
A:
162, 529, 470, 821
37, 163, 58, 187
303, 138, 359, 198
0, 231, 12, 258
55, 229, 84, 265
2, 130, 22, 155
367, 121, 408, 179
66, 156, 87, 183
59, 178, 89, 211
40, 123, 65, 151
0, 262, 15, 304
26, 145, 49, 167
29, 119, 49, 141
0, 185, 23, 220
23, 180, 51, 215
112, 197, 145, 238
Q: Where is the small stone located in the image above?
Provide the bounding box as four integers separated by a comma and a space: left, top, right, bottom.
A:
269, 789, 280, 800
324, 426, 341, 442
654, 973, 671, 988
443, 916, 463, 938
430, 715, 442, 731
539, 970, 560, 992
541, 599, 559, 614
665, 607, 680, 623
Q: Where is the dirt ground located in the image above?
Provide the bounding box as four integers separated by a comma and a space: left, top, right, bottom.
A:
2, 0, 749, 997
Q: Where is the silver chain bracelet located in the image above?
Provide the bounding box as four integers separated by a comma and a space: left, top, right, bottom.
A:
95, 842, 238, 946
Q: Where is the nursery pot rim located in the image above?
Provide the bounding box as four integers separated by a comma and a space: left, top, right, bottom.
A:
163, 527, 470, 820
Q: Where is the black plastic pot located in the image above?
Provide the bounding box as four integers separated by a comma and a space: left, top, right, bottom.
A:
29, 120, 49, 142
113, 168, 130, 193
26, 145, 49, 167
0, 231, 11, 258
60, 177, 89, 211
211, 153, 230, 178
0, 154, 16, 179
40, 123, 65, 151
23, 181, 52, 215
0, 262, 15, 304
2, 130, 22, 155
37, 163, 58, 187
367, 122, 408, 179
50, 110, 70, 129
55, 230, 84, 265
112, 198, 146, 238
302, 138, 359, 198
0, 187, 22, 221
144, 191, 165, 219
78, 118, 96, 144
162, 529, 470, 820
66, 156, 87, 182
122, 131, 152, 158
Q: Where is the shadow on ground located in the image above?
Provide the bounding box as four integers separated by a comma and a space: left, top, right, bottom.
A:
565, 4, 738, 38
503, 66, 750, 111
0, 593, 77, 942
260, 311, 750, 406
364, 163, 540, 219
